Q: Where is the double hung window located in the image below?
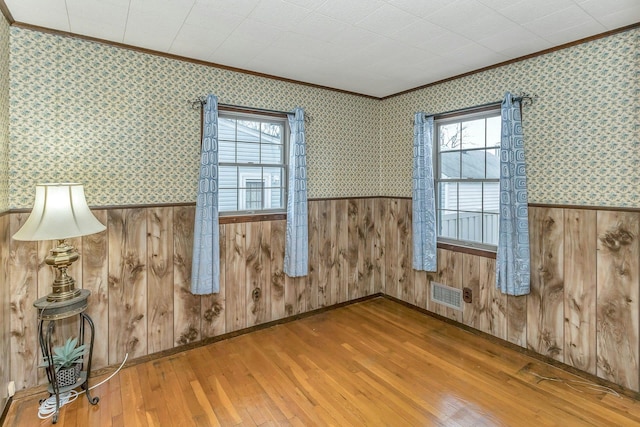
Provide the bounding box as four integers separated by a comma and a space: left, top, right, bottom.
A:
435, 108, 501, 249
218, 111, 288, 214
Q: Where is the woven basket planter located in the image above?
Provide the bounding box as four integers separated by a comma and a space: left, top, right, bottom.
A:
55, 363, 82, 388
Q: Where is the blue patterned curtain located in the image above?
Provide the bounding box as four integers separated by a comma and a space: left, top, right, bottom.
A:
191, 94, 220, 294
284, 108, 308, 277
412, 113, 437, 271
496, 92, 530, 296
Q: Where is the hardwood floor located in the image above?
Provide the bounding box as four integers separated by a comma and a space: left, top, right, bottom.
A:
5, 297, 640, 426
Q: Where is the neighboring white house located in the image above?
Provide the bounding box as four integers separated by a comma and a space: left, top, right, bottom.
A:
218, 116, 285, 213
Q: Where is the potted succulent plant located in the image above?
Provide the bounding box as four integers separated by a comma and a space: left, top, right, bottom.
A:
39, 337, 87, 388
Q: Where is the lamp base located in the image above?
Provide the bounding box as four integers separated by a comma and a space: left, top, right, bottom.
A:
47, 286, 81, 303
45, 240, 81, 302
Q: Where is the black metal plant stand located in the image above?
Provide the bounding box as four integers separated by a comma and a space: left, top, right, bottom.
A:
34, 289, 99, 424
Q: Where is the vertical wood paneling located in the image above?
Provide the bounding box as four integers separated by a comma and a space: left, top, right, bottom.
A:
478, 257, 506, 340
596, 211, 639, 390
287, 276, 305, 316
347, 199, 360, 300
564, 209, 596, 375
260, 222, 272, 322
284, 276, 299, 317
270, 220, 286, 320
283, 216, 305, 316
306, 201, 319, 311
357, 199, 369, 298
317, 200, 333, 307
0, 215, 9, 411
527, 207, 564, 361
201, 224, 225, 338
333, 199, 349, 303
327, 200, 341, 305
507, 295, 527, 347
147, 207, 174, 354
225, 222, 246, 332
361, 198, 375, 296
246, 221, 271, 327
68, 237, 83, 296
9, 213, 38, 390
173, 206, 201, 346
82, 210, 109, 370
385, 199, 400, 299
36, 242, 50, 300
108, 209, 147, 364
413, 270, 429, 310
398, 199, 413, 303
373, 198, 386, 294
462, 253, 480, 329
245, 221, 261, 327
7, 200, 640, 396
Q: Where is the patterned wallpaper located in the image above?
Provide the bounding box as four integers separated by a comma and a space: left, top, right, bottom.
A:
8, 26, 640, 208
380, 28, 640, 207
0, 15, 9, 213
9, 28, 379, 208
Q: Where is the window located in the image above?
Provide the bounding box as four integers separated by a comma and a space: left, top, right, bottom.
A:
245, 180, 264, 210
435, 108, 501, 248
218, 111, 287, 214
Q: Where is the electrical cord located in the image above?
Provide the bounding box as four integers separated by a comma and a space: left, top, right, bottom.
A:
37, 353, 129, 420
529, 371, 621, 397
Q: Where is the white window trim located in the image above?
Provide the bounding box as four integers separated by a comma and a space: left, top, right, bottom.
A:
218, 110, 289, 216
434, 107, 501, 252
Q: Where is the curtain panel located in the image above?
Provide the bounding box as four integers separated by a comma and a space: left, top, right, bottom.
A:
496, 92, 531, 296
284, 107, 309, 277
412, 113, 437, 271
191, 94, 221, 295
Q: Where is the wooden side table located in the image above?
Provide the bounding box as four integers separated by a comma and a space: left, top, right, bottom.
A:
34, 289, 99, 424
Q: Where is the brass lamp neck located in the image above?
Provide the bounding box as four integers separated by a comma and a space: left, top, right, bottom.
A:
45, 239, 81, 302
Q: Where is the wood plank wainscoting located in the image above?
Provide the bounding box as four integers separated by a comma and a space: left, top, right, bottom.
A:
4, 198, 640, 396
0, 213, 10, 418
5, 198, 384, 393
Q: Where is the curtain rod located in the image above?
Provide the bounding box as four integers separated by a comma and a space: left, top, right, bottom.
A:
189, 97, 293, 116
432, 100, 501, 119
426, 92, 536, 119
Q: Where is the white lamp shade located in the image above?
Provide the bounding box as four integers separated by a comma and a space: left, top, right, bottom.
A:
12, 183, 106, 241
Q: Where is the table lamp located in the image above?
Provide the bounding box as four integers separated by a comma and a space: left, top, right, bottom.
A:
12, 183, 106, 302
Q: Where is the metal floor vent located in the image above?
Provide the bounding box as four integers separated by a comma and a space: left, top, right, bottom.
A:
430, 282, 463, 311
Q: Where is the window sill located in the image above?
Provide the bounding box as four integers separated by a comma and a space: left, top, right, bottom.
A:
219, 212, 286, 224
437, 241, 497, 259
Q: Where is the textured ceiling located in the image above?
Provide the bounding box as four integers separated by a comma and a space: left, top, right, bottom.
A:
5, 0, 640, 97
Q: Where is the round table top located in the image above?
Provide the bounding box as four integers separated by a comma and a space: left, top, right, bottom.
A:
33, 289, 91, 320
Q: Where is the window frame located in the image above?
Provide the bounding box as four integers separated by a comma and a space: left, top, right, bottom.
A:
217, 108, 289, 217
433, 105, 501, 252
